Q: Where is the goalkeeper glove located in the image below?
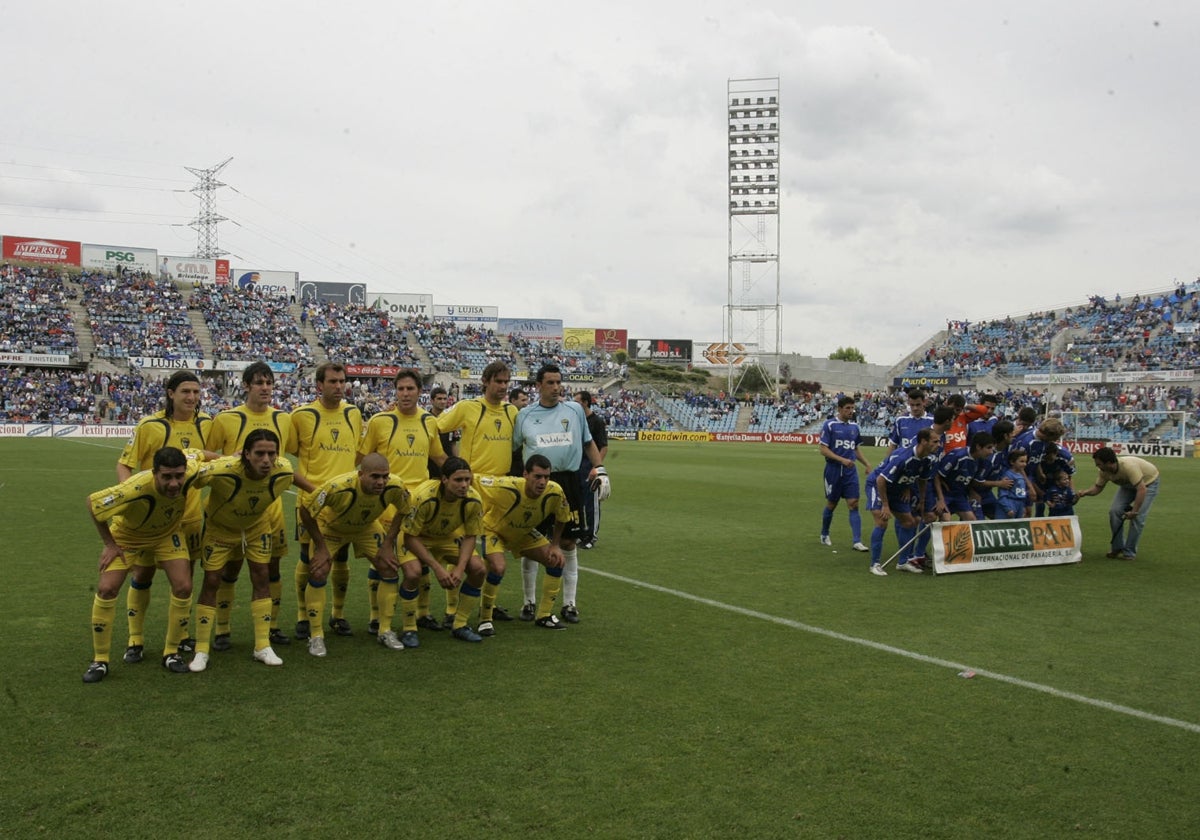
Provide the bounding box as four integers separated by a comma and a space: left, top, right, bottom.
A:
590, 465, 611, 501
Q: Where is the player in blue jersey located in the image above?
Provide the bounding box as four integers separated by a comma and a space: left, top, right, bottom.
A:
887, 388, 933, 453
966, 394, 1000, 443
818, 396, 871, 551
1036, 443, 1075, 515
909, 405, 955, 568
865, 429, 939, 576
975, 420, 1016, 519
1012, 417, 1066, 514
934, 432, 995, 521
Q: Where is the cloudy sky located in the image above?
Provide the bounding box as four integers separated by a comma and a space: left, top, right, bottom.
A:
3, 2, 1197, 365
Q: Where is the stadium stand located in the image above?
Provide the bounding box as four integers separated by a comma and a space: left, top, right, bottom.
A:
0, 265, 79, 355
81, 270, 201, 360
193, 284, 313, 365
303, 301, 419, 367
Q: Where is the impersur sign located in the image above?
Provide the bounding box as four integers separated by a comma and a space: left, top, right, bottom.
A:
931, 517, 1082, 574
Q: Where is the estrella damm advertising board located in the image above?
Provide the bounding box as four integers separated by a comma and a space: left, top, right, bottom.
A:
931, 517, 1082, 574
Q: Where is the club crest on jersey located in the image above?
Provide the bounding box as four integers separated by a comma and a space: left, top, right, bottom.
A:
331, 429, 340, 443
560, 418, 570, 432
181, 437, 192, 448
406, 434, 416, 448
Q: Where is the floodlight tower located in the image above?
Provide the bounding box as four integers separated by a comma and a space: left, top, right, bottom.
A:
726, 77, 781, 396
185, 156, 233, 259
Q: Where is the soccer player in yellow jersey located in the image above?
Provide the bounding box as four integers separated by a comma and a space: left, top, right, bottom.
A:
288, 362, 363, 641
189, 429, 296, 672
84, 447, 205, 683
204, 361, 297, 652
297, 454, 410, 656
476, 453, 572, 634
436, 361, 518, 479
378, 457, 487, 644
116, 371, 213, 664
436, 361, 520, 623
357, 368, 446, 639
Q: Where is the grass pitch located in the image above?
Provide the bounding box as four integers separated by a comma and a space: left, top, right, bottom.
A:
0, 437, 1197, 838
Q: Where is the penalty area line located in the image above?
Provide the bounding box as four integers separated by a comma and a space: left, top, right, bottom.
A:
583, 566, 1200, 736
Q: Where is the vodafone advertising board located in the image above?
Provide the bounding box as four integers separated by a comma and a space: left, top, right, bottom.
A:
3, 235, 81, 265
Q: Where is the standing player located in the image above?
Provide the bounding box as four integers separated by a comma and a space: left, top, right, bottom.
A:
357, 368, 446, 639
437, 362, 521, 623
943, 394, 992, 451
507, 386, 530, 478
115, 370, 212, 664
818, 395, 871, 551
426, 385, 460, 475
512, 364, 609, 624
297, 454, 410, 657
377, 457, 487, 643
475, 454, 572, 634
289, 362, 363, 642
189, 430, 296, 671
204, 361, 296, 652
83, 447, 205, 682
574, 391, 608, 551
886, 388, 932, 454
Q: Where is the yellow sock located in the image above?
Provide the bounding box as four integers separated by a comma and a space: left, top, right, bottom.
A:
453, 584, 481, 630
269, 574, 283, 629
367, 571, 380, 623
305, 582, 328, 639
194, 604, 217, 654
480, 572, 503, 622
331, 560, 350, 619
417, 566, 432, 618
294, 558, 309, 622
537, 569, 563, 619
376, 580, 399, 631
445, 585, 460, 622
215, 579, 235, 635
126, 579, 152, 647
90, 595, 118, 663
251, 597, 273, 651
399, 587, 419, 632
163, 595, 191, 657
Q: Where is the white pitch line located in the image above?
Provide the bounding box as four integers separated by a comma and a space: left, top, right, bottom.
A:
584, 566, 1200, 735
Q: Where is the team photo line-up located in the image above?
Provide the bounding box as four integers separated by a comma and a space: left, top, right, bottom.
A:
818, 390, 1161, 575
83, 359, 611, 683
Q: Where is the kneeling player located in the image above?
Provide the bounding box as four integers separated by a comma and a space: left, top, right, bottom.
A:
934, 432, 995, 522
865, 429, 939, 576
476, 454, 572, 633
379, 457, 487, 645
297, 454, 410, 657
190, 430, 297, 671
83, 447, 204, 682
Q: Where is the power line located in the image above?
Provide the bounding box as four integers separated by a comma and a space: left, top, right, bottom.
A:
0, 173, 183, 192
0, 201, 185, 219
0, 161, 190, 184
